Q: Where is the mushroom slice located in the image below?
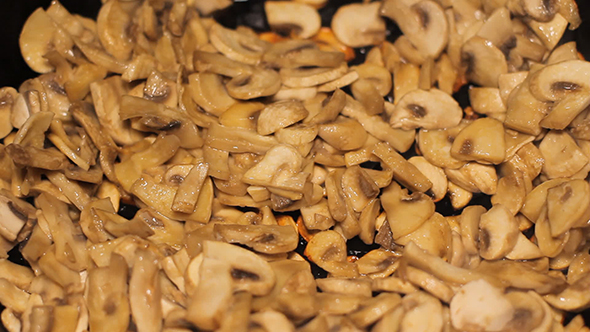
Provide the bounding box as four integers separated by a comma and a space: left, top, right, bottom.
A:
469, 87, 506, 117
417, 122, 469, 169
342, 96, 415, 153
209, 24, 269, 65
264, 1, 321, 39
505, 232, 543, 260
450, 279, 514, 332
544, 273, 590, 312
557, 0, 582, 30
203, 241, 275, 296
0, 89, 16, 139
213, 224, 298, 254
476, 7, 515, 51
478, 204, 519, 260
381, 0, 449, 58
445, 162, 498, 195
129, 249, 162, 332
541, 90, 590, 130
408, 157, 447, 202
399, 291, 444, 332
527, 13, 568, 50
226, 68, 281, 100
258, 100, 308, 136
341, 166, 379, 212
461, 36, 508, 87
353, 63, 392, 97
403, 266, 454, 303
19, 8, 56, 73
188, 72, 236, 117
539, 130, 588, 179
397, 212, 452, 259
393, 62, 420, 104
359, 198, 380, 245
349, 293, 402, 328
351, 78, 384, 116
547, 179, 590, 237
451, 117, 506, 164
300, 198, 335, 231
193, 51, 253, 78
529, 60, 590, 102
373, 142, 432, 193
280, 62, 349, 88
547, 41, 580, 65
187, 256, 232, 330
87, 254, 130, 332
304, 230, 358, 277
308, 89, 346, 125
459, 205, 486, 255
505, 76, 550, 135
263, 40, 344, 69
331, 2, 386, 48
316, 278, 372, 298
318, 117, 368, 151
491, 171, 527, 215
390, 89, 462, 130
96, 0, 134, 61
381, 182, 435, 240
250, 310, 295, 332
536, 206, 569, 258
316, 70, 359, 92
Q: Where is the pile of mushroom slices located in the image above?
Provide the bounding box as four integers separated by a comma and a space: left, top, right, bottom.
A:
1, 0, 590, 331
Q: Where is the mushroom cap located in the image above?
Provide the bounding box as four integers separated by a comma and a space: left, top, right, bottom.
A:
461, 36, 508, 87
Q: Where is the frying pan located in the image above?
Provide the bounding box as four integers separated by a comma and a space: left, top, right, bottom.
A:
0, 0, 589, 328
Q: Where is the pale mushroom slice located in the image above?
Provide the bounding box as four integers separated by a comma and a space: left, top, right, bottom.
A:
450, 117, 506, 164
264, 1, 321, 39
381, 182, 435, 240
19, 8, 56, 74
226, 68, 281, 100
353, 63, 393, 97
408, 156, 448, 202
459, 205, 486, 255
491, 171, 527, 215
402, 266, 454, 303
535, 206, 569, 258
544, 273, 590, 311
96, 0, 134, 61
546, 179, 590, 237
390, 88, 462, 130
280, 62, 349, 88
505, 80, 551, 136
445, 162, 498, 195
263, 40, 344, 69
450, 279, 514, 332
214, 224, 298, 254
203, 241, 276, 296
331, 2, 386, 48
541, 90, 590, 130
461, 36, 508, 88
373, 141, 432, 193
417, 122, 469, 169
381, 0, 449, 58
129, 249, 163, 332
348, 293, 402, 328
399, 291, 444, 332
257, 100, 309, 136
351, 78, 384, 116
468, 87, 506, 119
193, 51, 253, 78
478, 204, 519, 260
529, 60, 590, 102
209, 23, 269, 65
505, 233, 543, 260
192, 0, 232, 16
304, 230, 358, 277
396, 212, 452, 259
318, 116, 368, 151
476, 7, 515, 51
527, 13, 568, 50
539, 130, 588, 179
188, 72, 236, 117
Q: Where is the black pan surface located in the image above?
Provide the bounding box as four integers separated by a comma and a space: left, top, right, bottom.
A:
0, 0, 589, 329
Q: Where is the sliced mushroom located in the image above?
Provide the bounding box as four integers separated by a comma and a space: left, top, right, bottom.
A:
349, 293, 402, 328
19, 8, 56, 74
209, 23, 269, 65
390, 88, 463, 130
188, 72, 236, 117
546, 179, 590, 236
491, 171, 527, 215
461, 36, 508, 88
96, 0, 134, 61
226, 68, 281, 100
373, 142, 432, 193
417, 122, 469, 169
304, 230, 358, 277
381, 182, 435, 240
258, 100, 310, 136
478, 204, 519, 260
280, 62, 349, 88
265, 1, 321, 39
450, 117, 506, 164
527, 13, 568, 50
351, 78, 384, 116
445, 162, 498, 195
450, 279, 514, 332
529, 60, 590, 102
543, 273, 590, 311
318, 117, 367, 151
408, 156, 448, 202
396, 212, 452, 259
393, 62, 420, 104
353, 63, 392, 97
381, 0, 449, 58
539, 130, 588, 179
331, 2, 386, 48
214, 224, 298, 254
